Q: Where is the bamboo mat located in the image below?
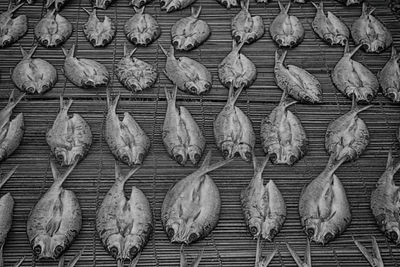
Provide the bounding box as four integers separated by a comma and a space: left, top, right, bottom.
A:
0, 0, 400, 266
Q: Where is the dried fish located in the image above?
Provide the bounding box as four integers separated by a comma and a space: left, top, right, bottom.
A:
378, 47, 400, 103
46, 96, 92, 166
0, 2, 27, 48
34, 9, 72, 48
218, 41, 257, 90
332, 43, 379, 103
241, 155, 286, 241
130, 0, 152, 8
254, 238, 277, 267
270, 1, 304, 48
96, 163, 152, 266
90, 0, 114, 9
353, 237, 384, 267
371, 151, 400, 245
0, 90, 24, 162
27, 160, 81, 260
286, 239, 312, 267
159, 44, 212, 95
180, 245, 203, 267
105, 92, 150, 166
62, 44, 110, 88
214, 85, 255, 162
125, 7, 160, 46
231, 0, 264, 45
299, 156, 351, 245
216, 0, 238, 8
335, 0, 363, 6
12, 45, 57, 94
260, 92, 307, 165
171, 6, 210, 51
312, 1, 349, 46
115, 44, 158, 92
161, 151, 232, 244
160, 0, 196, 13
351, 3, 393, 53
46, 0, 70, 10
162, 86, 205, 166
82, 8, 116, 48
274, 50, 322, 104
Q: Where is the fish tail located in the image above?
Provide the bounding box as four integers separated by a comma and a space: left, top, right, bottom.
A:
228, 84, 243, 106
275, 50, 287, 64
164, 85, 177, 104
62, 44, 76, 58
277, 0, 285, 12
0, 165, 18, 190
129, 252, 141, 267
82, 7, 91, 15
191, 6, 202, 18
60, 96, 73, 113
195, 152, 233, 178
8, 90, 25, 111
241, 0, 249, 10
106, 90, 120, 112
134, 6, 145, 14
253, 154, 269, 177
50, 158, 78, 185
311, 1, 322, 10
13, 257, 25, 267
385, 149, 400, 175
65, 247, 85, 267
114, 161, 141, 185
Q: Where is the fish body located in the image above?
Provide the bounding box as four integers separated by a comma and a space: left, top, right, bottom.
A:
12, 45, 57, 94
162, 86, 205, 166
351, 3, 392, 53
0, 2, 27, 48
90, 0, 114, 9
62, 44, 110, 88
378, 47, 400, 103
332, 44, 379, 103
34, 9, 72, 48
270, 1, 304, 48
160, 0, 196, 13
124, 7, 160, 46
171, 6, 210, 51
46, 97, 92, 167
27, 161, 81, 260
82, 8, 115, 48
311, 1, 349, 46
46, 0, 69, 10
160, 45, 212, 95
335, 0, 363, 6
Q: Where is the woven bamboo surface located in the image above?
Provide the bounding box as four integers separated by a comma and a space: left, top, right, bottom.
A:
0, 0, 400, 266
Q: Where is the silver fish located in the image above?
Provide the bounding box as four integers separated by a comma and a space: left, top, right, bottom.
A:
115, 44, 158, 92
161, 151, 232, 244
105, 92, 150, 166
218, 41, 257, 90
353, 236, 384, 267
299, 156, 351, 245
27, 160, 81, 260
34, 9, 72, 48
270, 1, 304, 48
274, 50, 322, 104
213, 86, 255, 162
0, 2, 27, 48
335, 0, 363, 6
160, 0, 196, 13
130, 0, 152, 8
331, 43, 379, 103
351, 3, 392, 53
231, 0, 264, 45
96, 163, 152, 266
124, 7, 160, 46
171, 6, 210, 51
62, 44, 110, 88
162, 86, 205, 166
12, 45, 57, 94
286, 239, 312, 267
90, 0, 114, 9
378, 47, 400, 103
180, 245, 203, 267
311, 1, 349, 46
254, 238, 277, 267
0, 90, 24, 162
260, 92, 307, 165
160, 44, 212, 95
46, 96, 92, 166
46, 0, 69, 10
241, 155, 286, 241
82, 8, 116, 48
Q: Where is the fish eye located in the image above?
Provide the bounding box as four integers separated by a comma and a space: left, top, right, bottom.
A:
110, 246, 118, 257
56, 154, 64, 163
250, 226, 258, 236
188, 233, 198, 243
54, 245, 64, 257
167, 228, 175, 239
222, 149, 230, 159
33, 245, 42, 256
129, 246, 139, 258
122, 155, 130, 163
244, 152, 252, 161
269, 153, 277, 163
306, 228, 314, 238
175, 154, 183, 164
324, 233, 333, 243
269, 229, 277, 238
289, 155, 297, 165
389, 231, 398, 242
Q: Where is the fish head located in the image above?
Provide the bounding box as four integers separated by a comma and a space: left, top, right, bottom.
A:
367, 40, 387, 54
130, 0, 147, 8
385, 87, 400, 103
261, 218, 282, 241
130, 146, 147, 165
332, 35, 348, 47
125, 78, 142, 92
91, 0, 113, 9
247, 217, 263, 238
184, 80, 211, 95
0, 35, 14, 48
302, 217, 321, 242
275, 35, 299, 48
312, 222, 338, 245
220, 141, 235, 160
238, 143, 253, 162
171, 146, 188, 165
105, 234, 124, 260
49, 234, 69, 259
54, 147, 83, 166
348, 88, 375, 104
188, 146, 203, 165
122, 235, 143, 260
298, 90, 322, 104
377, 214, 400, 244
31, 234, 56, 260
268, 148, 298, 166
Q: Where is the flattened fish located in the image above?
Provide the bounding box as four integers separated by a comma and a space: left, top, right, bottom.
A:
0, 2, 27, 48
241, 155, 286, 241
335, 0, 363, 6
332, 43, 379, 103
286, 239, 312, 267
46, 96, 92, 166
161, 151, 232, 244
115, 44, 158, 92
160, 44, 212, 95
27, 160, 81, 260
371, 151, 400, 245
105, 92, 150, 166
299, 156, 351, 245
90, 0, 114, 9
378, 47, 400, 103
213, 85, 255, 162
312, 1, 349, 46
231, 0, 264, 45
96, 163, 152, 266
260, 92, 307, 165
171, 6, 210, 51
129, 0, 152, 8
270, 1, 304, 48
351, 3, 392, 53
82, 8, 116, 48
160, 0, 196, 13
353, 236, 384, 267
218, 40, 257, 90
62, 44, 110, 88
34, 9, 72, 48
274, 50, 322, 104
46, 0, 70, 10
162, 86, 205, 166
180, 245, 203, 267
124, 7, 160, 46
12, 45, 57, 94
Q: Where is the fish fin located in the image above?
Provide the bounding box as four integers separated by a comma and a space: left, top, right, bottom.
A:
286, 242, 305, 267
129, 252, 141, 267
305, 238, 311, 267
253, 154, 269, 177
82, 7, 91, 15
0, 165, 18, 190
200, 150, 212, 169
191, 6, 202, 18
347, 44, 362, 58
8, 89, 25, 110
134, 6, 145, 14
164, 85, 178, 104
353, 237, 376, 266
13, 257, 25, 267
194, 152, 233, 178
115, 161, 141, 185
371, 236, 383, 265
241, 0, 249, 10
66, 247, 85, 267
62, 44, 76, 58
45, 197, 62, 235
190, 249, 203, 267
50, 158, 78, 184
158, 44, 169, 57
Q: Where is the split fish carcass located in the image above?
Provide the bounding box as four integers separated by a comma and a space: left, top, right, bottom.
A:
82, 8, 116, 48
378, 47, 400, 103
